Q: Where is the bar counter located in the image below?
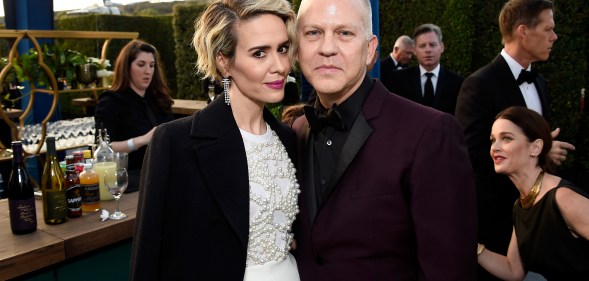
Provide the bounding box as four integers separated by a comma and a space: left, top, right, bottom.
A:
0, 191, 138, 280
72, 97, 208, 116
2, 109, 23, 119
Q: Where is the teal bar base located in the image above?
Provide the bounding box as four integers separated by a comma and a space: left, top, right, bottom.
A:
11, 239, 132, 281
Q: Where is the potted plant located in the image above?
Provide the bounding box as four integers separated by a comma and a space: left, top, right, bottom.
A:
13, 43, 87, 90
44, 44, 87, 89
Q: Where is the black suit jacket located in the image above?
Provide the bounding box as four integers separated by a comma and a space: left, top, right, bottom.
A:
455, 55, 549, 256
380, 55, 400, 83
383, 65, 464, 114
129, 97, 296, 280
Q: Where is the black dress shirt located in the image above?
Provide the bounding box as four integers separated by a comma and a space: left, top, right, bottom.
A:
310, 75, 374, 203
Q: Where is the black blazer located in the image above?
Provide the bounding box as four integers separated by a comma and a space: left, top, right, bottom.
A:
383, 65, 464, 114
455, 54, 549, 255
129, 97, 297, 280
380, 55, 400, 83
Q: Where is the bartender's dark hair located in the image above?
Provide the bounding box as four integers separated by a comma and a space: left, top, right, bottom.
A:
111, 40, 173, 113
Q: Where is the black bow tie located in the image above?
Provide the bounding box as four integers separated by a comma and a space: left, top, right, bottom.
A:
517, 69, 536, 85
304, 104, 346, 133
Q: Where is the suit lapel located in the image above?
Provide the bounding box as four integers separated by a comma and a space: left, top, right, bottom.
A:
533, 76, 550, 119
300, 122, 319, 223
411, 67, 424, 102
434, 67, 447, 106
190, 98, 250, 248
492, 56, 527, 108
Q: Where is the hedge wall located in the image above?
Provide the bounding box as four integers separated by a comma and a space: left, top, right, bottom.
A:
172, 3, 208, 100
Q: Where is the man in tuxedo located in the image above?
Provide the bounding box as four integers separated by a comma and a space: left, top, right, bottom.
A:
293, 0, 477, 280
383, 24, 463, 114
455, 0, 575, 280
380, 35, 414, 77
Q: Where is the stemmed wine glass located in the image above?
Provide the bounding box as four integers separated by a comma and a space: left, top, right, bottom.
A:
104, 168, 129, 220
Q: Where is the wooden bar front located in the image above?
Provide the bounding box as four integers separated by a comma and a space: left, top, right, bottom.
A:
0, 192, 138, 280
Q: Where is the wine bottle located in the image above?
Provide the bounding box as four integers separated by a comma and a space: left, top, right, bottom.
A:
41, 137, 67, 224
65, 155, 82, 218
7, 141, 37, 234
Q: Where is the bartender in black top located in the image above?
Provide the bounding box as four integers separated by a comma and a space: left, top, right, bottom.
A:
94, 40, 173, 191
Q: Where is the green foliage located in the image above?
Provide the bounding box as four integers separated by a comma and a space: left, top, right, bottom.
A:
136, 8, 160, 17
266, 103, 283, 121
291, 0, 301, 12
0, 57, 17, 84
13, 43, 86, 87
43, 44, 87, 81
470, 0, 504, 69
12, 49, 40, 84
379, 1, 445, 58
441, 0, 474, 76
0, 57, 20, 108
118, 1, 180, 15
172, 3, 208, 100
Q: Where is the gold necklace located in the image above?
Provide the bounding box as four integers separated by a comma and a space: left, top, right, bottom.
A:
520, 170, 545, 209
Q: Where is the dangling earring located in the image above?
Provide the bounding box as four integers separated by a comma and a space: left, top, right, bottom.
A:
222, 77, 230, 105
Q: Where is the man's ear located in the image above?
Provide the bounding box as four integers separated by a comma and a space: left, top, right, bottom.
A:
516, 24, 527, 40
366, 35, 379, 66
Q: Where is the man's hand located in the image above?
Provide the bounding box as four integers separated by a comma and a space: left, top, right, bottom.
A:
549, 128, 576, 165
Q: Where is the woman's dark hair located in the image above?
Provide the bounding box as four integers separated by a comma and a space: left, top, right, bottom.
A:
495, 106, 554, 172
111, 40, 173, 113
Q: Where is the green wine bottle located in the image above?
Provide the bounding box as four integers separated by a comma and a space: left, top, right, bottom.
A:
41, 137, 67, 225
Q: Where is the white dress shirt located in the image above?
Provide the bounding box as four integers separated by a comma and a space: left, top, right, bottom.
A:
500, 49, 543, 115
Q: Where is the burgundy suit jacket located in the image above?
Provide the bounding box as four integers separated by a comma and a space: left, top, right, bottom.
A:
292, 80, 478, 281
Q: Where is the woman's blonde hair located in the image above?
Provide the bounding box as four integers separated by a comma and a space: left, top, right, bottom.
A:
193, 0, 296, 83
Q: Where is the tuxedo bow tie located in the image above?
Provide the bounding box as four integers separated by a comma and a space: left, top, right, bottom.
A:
517, 69, 536, 85
304, 104, 346, 133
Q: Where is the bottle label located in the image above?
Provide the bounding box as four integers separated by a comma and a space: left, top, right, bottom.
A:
81, 183, 100, 205
66, 184, 82, 212
45, 191, 67, 219
9, 198, 37, 229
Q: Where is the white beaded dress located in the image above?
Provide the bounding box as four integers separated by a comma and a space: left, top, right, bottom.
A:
240, 124, 300, 281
